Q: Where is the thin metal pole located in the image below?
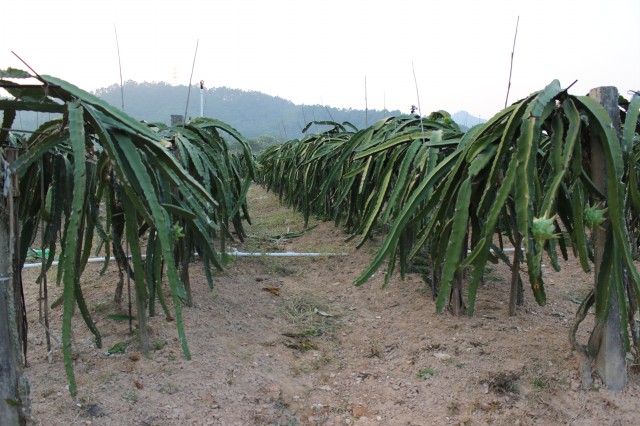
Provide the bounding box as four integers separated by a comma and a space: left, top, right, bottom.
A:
504, 16, 520, 108
412, 62, 427, 146
114, 24, 125, 111
183, 39, 199, 127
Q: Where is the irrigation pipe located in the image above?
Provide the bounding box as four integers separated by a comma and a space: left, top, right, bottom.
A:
227, 250, 349, 257
22, 250, 350, 269
22, 248, 523, 269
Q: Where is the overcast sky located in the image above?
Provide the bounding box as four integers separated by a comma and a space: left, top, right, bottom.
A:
2, 0, 639, 119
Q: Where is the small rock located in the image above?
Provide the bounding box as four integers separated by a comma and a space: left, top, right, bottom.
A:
434, 352, 452, 361
86, 404, 103, 417
352, 405, 366, 418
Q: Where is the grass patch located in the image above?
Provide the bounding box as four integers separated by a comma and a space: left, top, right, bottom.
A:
93, 301, 110, 313
153, 339, 167, 351
417, 368, 435, 379
281, 290, 340, 355
532, 377, 548, 390
483, 266, 504, 283
244, 186, 310, 240
123, 391, 138, 403
243, 185, 344, 254
282, 291, 337, 337
106, 341, 128, 355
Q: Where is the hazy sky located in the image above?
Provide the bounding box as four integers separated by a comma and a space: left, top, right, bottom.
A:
2, 0, 639, 118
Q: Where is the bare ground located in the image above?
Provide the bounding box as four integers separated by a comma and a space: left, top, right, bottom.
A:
21, 185, 640, 425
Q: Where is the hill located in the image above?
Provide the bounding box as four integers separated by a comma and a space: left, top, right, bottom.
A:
452, 110, 487, 130
3, 81, 485, 142
95, 81, 401, 140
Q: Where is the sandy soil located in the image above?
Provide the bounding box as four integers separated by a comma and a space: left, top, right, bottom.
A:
20, 185, 640, 425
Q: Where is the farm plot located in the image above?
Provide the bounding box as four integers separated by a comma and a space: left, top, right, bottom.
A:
22, 185, 640, 426
3, 69, 639, 425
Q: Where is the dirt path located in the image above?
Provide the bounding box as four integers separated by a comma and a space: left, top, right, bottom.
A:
22, 185, 640, 425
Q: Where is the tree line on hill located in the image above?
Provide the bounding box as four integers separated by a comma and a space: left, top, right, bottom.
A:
3, 81, 485, 151
96, 81, 402, 141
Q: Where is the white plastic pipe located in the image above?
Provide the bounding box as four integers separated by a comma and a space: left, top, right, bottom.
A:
22, 250, 349, 269
22, 247, 521, 269
227, 250, 348, 257
23, 256, 113, 269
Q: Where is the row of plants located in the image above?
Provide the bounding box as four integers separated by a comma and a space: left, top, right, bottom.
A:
257, 113, 463, 232
0, 68, 255, 396
257, 81, 640, 387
